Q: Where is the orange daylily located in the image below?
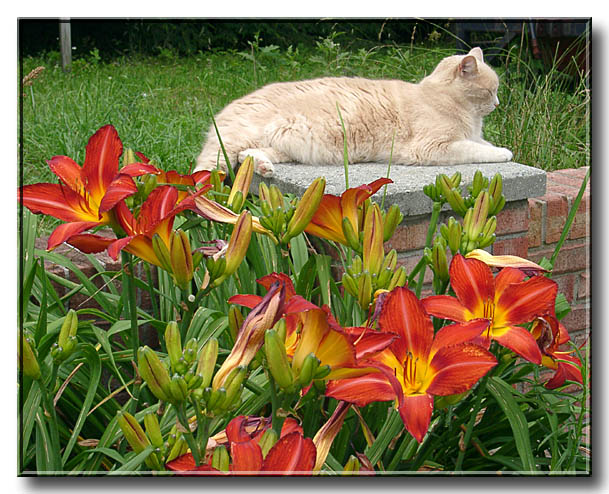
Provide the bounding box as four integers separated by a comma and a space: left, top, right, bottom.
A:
421, 254, 558, 364
229, 273, 396, 382
304, 178, 392, 246
465, 249, 548, 276
166, 415, 316, 475
18, 125, 158, 250
326, 286, 496, 443
531, 315, 584, 389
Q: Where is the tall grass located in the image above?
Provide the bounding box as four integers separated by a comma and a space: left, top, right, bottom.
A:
19, 32, 589, 188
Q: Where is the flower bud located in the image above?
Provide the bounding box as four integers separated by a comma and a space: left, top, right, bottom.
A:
347, 255, 363, 277
19, 334, 40, 380
450, 171, 462, 188
313, 364, 332, 380
431, 243, 449, 282
169, 374, 189, 403
117, 410, 150, 454
342, 216, 362, 252
298, 352, 321, 388
342, 455, 361, 474
204, 386, 226, 412
438, 175, 467, 216
357, 272, 373, 310
341, 273, 358, 298
387, 266, 407, 291
423, 183, 442, 202
219, 365, 247, 410
228, 306, 243, 344
170, 230, 194, 290
273, 317, 287, 344
221, 210, 252, 279
58, 310, 78, 352
446, 217, 463, 255
144, 412, 164, 449
196, 338, 218, 389
258, 428, 279, 458
166, 433, 188, 462
478, 216, 497, 248
465, 191, 490, 242
381, 249, 397, 272
283, 177, 326, 244
269, 184, 284, 210
206, 256, 227, 282
470, 170, 487, 198
382, 204, 403, 242
164, 321, 182, 372
362, 203, 384, 277
151, 234, 174, 273
211, 445, 230, 472
210, 169, 225, 194
183, 338, 198, 364
264, 329, 295, 391
138, 346, 172, 403
227, 156, 254, 210
488, 173, 505, 215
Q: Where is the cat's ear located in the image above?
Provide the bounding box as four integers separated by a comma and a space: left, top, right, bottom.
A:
459, 55, 478, 78
468, 47, 484, 62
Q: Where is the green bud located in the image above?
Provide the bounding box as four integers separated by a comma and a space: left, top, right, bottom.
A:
283, 177, 326, 243
489, 194, 506, 217
117, 410, 150, 454
362, 203, 384, 277
228, 306, 244, 343
258, 428, 279, 458
465, 191, 490, 241
273, 318, 287, 344
357, 272, 373, 310
488, 174, 505, 215
470, 170, 487, 197
166, 433, 188, 462
169, 374, 189, 403
222, 211, 252, 278
196, 338, 219, 389
446, 217, 463, 255
431, 243, 449, 282
192, 251, 204, 269
211, 445, 230, 472
381, 249, 398, 272
58, 310, 78, 352
143, 412, 164, 449
383, 204, 403, 242
269, 185, 284, 210
438, 175, 467, 216
219, 366, 247, 410
450, 171, 462, 188
206, 387, 226, 412
169, 230, 194, 290
19, 334, 40, 380
342, 455, 361, 474
298, 352, 321, 389
376, 267, 393, 290
387, 266, 407, 291
264, 329, 295, 391
313, 364, 332, 380
137, 346, 172, 403
151, 234, 174, 273
341, 272, 359, 298
342, 216, 362, 252
228, 190, 244, 212
164, 321, 182, 372
183, 338, 199, 364
205, 256, 226, 282
347, 255, 363, 277
228, 155, 253, 210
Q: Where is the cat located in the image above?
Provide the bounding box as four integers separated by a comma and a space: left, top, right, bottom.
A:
194, 47, 512, 178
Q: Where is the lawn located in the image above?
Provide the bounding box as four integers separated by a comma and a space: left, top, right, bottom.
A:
20, 32, 589, 190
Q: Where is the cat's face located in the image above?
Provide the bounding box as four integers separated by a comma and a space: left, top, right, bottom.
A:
429, 48, 501, 116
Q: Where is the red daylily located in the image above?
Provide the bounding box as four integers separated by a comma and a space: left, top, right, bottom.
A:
18, 125, 157, 250
229, 273, 396, 381
326, 286, 496, 443
531, 315, 584, 389
166, 415, 316, 475
304, 178, 392, 245
68, 184, 209, 267
421, 254, 558, 364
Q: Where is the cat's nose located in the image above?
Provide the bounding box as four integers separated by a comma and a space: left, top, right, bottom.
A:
494, 95, 500, 107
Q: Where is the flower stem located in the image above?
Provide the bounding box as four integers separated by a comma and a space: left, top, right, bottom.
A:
415, 201, 442, 298
176, 404, 200, 466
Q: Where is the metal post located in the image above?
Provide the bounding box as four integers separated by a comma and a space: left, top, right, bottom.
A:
59, 18, 71, 72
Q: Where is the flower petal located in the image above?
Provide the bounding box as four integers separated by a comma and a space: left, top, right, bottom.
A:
342, 326, 398, 360
47, 155, 83, 192
325, 372, 397, 407
305, 195, 345, 244
378, 286, 434, 362
429, 319, 490, 357
493, 325, 542, 364
81, 125, 123, 204
449, 254, 495, 317
465, 249, 548, 275
421, 295, 470, 323
261, 432, 316, 474
426, 344, 496, 396
493, 266, 527, 297
98, 174, 138, 215
19, 183, 96, 223
230, 441, 264, 472
496, 275, 558, 326
166, 452, 218, 473
68, 233, 116, 253
47, 221, 102, 250
398, 393, 434, 443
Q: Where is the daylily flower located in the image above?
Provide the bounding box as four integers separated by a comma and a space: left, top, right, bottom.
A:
326, 286, 496, 443
304, 178, 392, 247
229, 273, 396, 384
67, 185, 209, 270
421, 254, 558, 364
531, 315, 584, 389
166, 415, 316, 475
18, 125, 157, 250
465, 249, 548, 276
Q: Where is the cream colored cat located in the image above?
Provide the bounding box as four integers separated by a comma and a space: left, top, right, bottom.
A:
194, 47, 512, 177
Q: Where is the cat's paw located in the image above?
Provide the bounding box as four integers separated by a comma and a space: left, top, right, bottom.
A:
495, 147, 513, 162
239, 149, 275, 178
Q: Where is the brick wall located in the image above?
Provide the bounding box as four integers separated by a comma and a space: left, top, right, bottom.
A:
392, 167, 590, 344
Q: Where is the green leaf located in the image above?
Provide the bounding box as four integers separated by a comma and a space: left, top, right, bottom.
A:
487, 376, 538, 472
364, 407, 403, 466
108, 445, 155, 474
61, 343, 102, 464
289, 232, 309, 274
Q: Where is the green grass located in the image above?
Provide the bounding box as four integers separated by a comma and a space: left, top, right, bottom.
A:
19, 35, 589, 190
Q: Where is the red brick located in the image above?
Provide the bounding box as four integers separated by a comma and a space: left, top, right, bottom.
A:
495, 200, 529, 235
542, 193, 569, 244
561, 303, 590, 334
547, 171, 586, 190
527, 198, 544, 248
386, 219, 430, 253
568, 191, 591, 240
552, 272, 577, 303
577, 272, 590, 300
553, 167, 591, 183
528, 242, 589, 275
492, 235, 529, 258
